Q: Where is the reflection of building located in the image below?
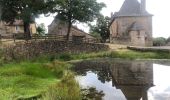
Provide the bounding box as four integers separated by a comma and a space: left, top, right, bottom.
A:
0, 20, 36, 36
111, 61, 154, 100
109, 0, 153, 46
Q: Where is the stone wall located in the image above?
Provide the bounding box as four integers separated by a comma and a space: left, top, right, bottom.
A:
110, 16, 153, 46
4, 40, 109, 60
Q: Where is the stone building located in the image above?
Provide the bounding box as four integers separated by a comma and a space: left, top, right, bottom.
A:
109, 0, 153, 46
110, 60, 153, 100
0, 20, 36, 37
0, 7, 36, 37
48, 17, 94, 39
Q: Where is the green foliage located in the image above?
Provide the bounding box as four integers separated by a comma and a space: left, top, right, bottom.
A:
166, 37, 170, 44
50, 0, 106, 40
0, 0, 49, 23
36, 23, 46, 36
81, 87, 105, 99
153, 37, 166, 46
0, 0, 51, 39
90, 32, 102, 39
90, 15, 110, 42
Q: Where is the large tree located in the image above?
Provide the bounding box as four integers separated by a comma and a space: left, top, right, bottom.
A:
0, 0, 52, 39
90, 15, 110, 42
51, 0, 105, 40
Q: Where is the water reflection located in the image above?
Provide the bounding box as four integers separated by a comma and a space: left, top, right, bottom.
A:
110, 60, 153, 100
72, 59, 154, 100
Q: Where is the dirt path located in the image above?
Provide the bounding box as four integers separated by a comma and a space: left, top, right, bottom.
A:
105, 43, 127, 50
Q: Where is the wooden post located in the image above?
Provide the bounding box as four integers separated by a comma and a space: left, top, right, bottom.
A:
13, 33, 16, 43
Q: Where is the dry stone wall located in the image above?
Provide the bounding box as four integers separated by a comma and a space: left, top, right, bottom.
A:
4, 40, 109, 60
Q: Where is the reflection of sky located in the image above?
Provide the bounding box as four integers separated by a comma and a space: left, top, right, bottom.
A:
76, 71, 126, 100
76, 64, 170, 100
149, 64, 170, 100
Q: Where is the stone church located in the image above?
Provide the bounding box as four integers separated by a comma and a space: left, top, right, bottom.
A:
109, 0, 153, 46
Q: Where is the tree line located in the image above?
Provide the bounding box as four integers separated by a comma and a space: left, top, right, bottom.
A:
0, 0, 110, 42
153, 37, 170, 46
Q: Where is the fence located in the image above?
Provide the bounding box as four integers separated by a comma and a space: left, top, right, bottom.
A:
0, 34, 100, 43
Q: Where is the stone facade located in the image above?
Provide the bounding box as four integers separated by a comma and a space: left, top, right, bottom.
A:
4, 40, 109, 60
109, 0, 153, 46
48, 18, 94, 39
110, 60, 153, 100
0, 20, 36, 36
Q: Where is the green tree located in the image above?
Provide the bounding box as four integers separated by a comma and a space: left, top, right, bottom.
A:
153, 37, 166, 46
0, 0, 52, 40
51, 0, 105, 40
90, 15, 110, 43
166, 37, 170, 44
36, 23, 46, 36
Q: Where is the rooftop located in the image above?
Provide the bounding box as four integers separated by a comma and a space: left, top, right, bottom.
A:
114, 0, 152, 17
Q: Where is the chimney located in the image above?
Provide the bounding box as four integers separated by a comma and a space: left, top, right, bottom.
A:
111, 12, 113, 17
141, 0, 146, 13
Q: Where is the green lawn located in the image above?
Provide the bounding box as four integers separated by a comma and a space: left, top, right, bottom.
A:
0, 62, 59, 99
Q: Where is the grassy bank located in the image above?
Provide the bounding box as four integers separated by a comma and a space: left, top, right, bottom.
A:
0, 60, 81, 100
1, 48, 170, 99
40, 49, 170, 61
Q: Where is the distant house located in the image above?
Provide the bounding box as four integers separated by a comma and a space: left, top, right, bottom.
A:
48, 17, 94, 39
109, 0, 153, 46
0, 20, 37, 37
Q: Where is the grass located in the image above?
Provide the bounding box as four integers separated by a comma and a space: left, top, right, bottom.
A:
37, 49, 170, 62
41, 71, 81, 100
1, 48, 170, 99
0, 61, 71, 99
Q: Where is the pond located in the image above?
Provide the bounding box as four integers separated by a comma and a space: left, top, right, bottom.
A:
72, 59, 170, 100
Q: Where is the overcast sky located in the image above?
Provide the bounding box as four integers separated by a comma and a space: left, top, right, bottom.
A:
36, 0, 170, 38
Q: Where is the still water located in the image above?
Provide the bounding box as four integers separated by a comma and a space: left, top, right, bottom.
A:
72, 59, 170, 100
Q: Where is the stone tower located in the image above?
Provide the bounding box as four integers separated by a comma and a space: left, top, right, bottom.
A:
109, 0, 153, 46
141, 0, 146, 12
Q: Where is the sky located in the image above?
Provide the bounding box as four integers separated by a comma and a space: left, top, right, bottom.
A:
36, 0, 170, 38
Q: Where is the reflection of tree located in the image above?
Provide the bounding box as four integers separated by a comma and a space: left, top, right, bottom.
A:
72, 60, 112, 83
81, 87, 105, 100
72, 59, 154, 100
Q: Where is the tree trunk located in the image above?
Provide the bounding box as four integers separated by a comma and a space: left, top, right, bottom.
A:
66, 0, 72, 41
24, 22, 31, 40
66, 17, 72, 41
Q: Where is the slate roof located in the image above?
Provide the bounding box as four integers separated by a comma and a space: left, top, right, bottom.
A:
129, 22, 144, 31
116, 0, 152, 17
110, 0, 153, 26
